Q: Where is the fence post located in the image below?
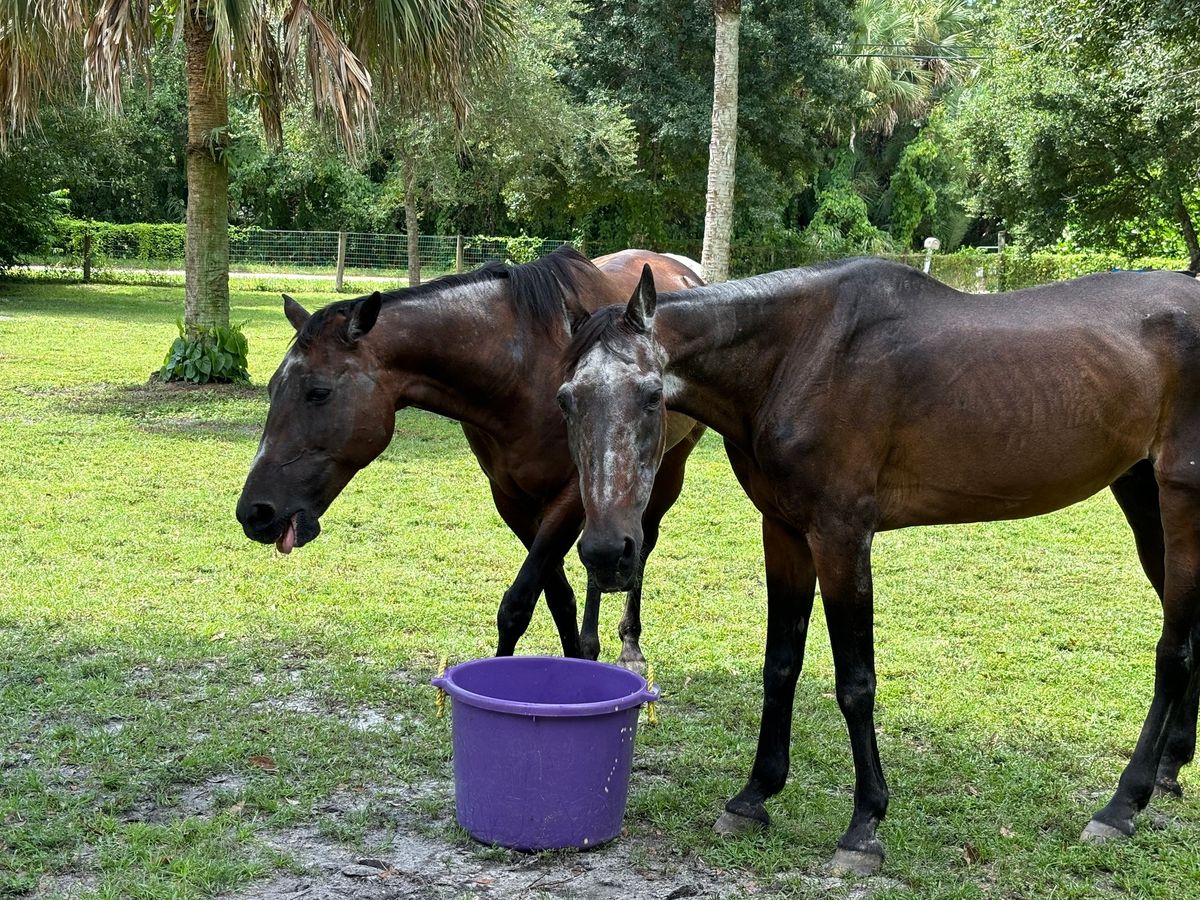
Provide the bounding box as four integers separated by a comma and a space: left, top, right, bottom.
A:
335, 231, 347, 292
455, 234, 464, 274
81, 228, 92, 283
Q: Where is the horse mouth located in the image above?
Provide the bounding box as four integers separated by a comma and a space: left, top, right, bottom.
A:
276, 514, 299, 554
273, 510, 320, 554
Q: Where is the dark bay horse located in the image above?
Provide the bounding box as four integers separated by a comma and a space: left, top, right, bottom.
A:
236, 247, 705, 668
556, 259, 1200, 873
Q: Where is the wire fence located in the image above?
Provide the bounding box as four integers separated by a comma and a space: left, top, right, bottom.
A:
15, 220, 1190, 293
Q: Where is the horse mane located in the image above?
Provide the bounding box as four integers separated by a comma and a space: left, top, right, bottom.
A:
562, 305, 642, 376
296, 244, 597, 349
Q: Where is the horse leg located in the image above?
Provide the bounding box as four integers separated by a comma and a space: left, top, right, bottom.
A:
579, 575, 602, 661
615, 542, 649, 673
1110, 460, 1199, 796
808, 523, 888, 875
715, 516, 816, 835
1085, 475, 1200, 840
490, 486, 584, 658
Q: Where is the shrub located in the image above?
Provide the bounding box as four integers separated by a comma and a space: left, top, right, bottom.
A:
160, 321, 250, 385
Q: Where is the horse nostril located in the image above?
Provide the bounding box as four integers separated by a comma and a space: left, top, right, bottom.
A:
247, 501, 276, 528
621, 536, 637, 565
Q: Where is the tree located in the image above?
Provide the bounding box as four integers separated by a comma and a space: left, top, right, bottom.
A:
1, 0, 512, 374
838, 0, 977, 145
700, 0, 740, 283
954, 0, 1200, 267
563, 0, 854, 257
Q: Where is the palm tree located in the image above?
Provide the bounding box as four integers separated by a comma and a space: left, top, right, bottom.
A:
0, 0, 512, 348
700, 0, 740, 284
838, 0, 977, 146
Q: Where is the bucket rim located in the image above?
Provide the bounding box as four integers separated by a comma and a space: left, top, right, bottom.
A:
431, 655, 659, 718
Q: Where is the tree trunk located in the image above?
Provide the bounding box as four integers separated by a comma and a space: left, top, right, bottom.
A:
404, 156, 421, 287
1172, 187, 1200, 272
183, 1, 230, 335
700, 0, 741, 284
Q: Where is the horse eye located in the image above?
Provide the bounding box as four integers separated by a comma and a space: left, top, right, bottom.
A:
557, 387, 576, 418
306, 387, 332, 403
642, 389, 663, 411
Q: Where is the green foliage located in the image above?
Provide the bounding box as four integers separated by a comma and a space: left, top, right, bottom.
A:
0, 143, 64, 269
887, 137, 939, 247
563, 0, 855, 248
160, 321, 250, 385
952, 0, 1200, 263
52, 219, 187, 267
801, 157, 895, 256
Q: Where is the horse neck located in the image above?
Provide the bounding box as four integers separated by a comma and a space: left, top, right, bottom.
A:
368, 279, 565, 437
657, 273, 820, 447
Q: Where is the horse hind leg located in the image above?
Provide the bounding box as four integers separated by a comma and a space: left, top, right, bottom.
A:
1086, 470, 1200, 841
1110, 459, 1200, 797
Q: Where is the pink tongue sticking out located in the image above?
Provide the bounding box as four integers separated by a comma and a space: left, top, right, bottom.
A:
276, 515, 298, 554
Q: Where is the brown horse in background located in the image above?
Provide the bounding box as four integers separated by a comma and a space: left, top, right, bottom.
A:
237, 247, 705, 667
557, 259, 1200, 873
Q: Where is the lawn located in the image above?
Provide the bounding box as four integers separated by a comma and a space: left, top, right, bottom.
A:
0, 281, 1197, 899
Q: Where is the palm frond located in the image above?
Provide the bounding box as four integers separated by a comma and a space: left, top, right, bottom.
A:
282, 0, 375, 159
0, 0, 86, 148
83, 0, 154, 113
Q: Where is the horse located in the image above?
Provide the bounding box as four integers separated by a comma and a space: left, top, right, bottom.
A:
235, 247, 705, 668
556, 258, 1200, 874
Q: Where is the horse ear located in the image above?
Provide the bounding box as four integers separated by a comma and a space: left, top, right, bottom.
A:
624, 264, 657, 333
348, 291, 382, 341
282, 294, 310, 331
565, 308, 590, 337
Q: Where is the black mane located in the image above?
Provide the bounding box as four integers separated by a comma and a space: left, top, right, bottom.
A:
562, 304, 642, 376
296, 244, 596, 349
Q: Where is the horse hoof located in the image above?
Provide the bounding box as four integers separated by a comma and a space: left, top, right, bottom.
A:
830, 848, 884, 877
1154, 776, 1183, 799
713, 810, 765, 837
1081, 819, 1131, 844
617, 655, 647, 675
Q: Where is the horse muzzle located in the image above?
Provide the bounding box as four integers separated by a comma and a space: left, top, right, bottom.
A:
236, 500, 321, 553
578, 529, 640, 592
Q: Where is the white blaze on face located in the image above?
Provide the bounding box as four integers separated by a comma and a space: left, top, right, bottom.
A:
252, 353, 301, 470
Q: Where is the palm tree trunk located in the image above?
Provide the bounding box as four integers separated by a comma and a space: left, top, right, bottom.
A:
404, 156, 421, 287
183, 1, 230, 334
700, 0, 741, 284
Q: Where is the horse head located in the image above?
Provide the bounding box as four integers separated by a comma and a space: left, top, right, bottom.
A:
236, 291, 396, 553
558, 265, 668, 591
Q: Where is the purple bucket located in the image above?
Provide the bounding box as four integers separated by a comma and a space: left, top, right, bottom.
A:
431, 656, 658, 851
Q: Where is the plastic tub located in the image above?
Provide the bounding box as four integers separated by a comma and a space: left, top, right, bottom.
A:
431, 656, 658, 850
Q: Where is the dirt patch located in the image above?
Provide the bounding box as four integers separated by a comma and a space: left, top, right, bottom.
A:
226, 782, 902, 900
34, 870, 99, 899
121, 774, 251, 824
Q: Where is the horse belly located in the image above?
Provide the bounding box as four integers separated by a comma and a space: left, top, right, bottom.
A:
876, 385, 1161, 527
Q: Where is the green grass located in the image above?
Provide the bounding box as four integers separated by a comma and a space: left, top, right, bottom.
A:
0, 280, 1198, 898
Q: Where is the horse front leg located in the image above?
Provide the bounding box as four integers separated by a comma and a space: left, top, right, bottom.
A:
579, 574, 603, 661
809, 522, 888, 875
1085, 477, 1200, 840
493, 490, 585, 658
715, 516, 816, 834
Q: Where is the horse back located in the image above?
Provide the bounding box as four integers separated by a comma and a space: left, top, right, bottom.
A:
777, 265, 1200, 528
